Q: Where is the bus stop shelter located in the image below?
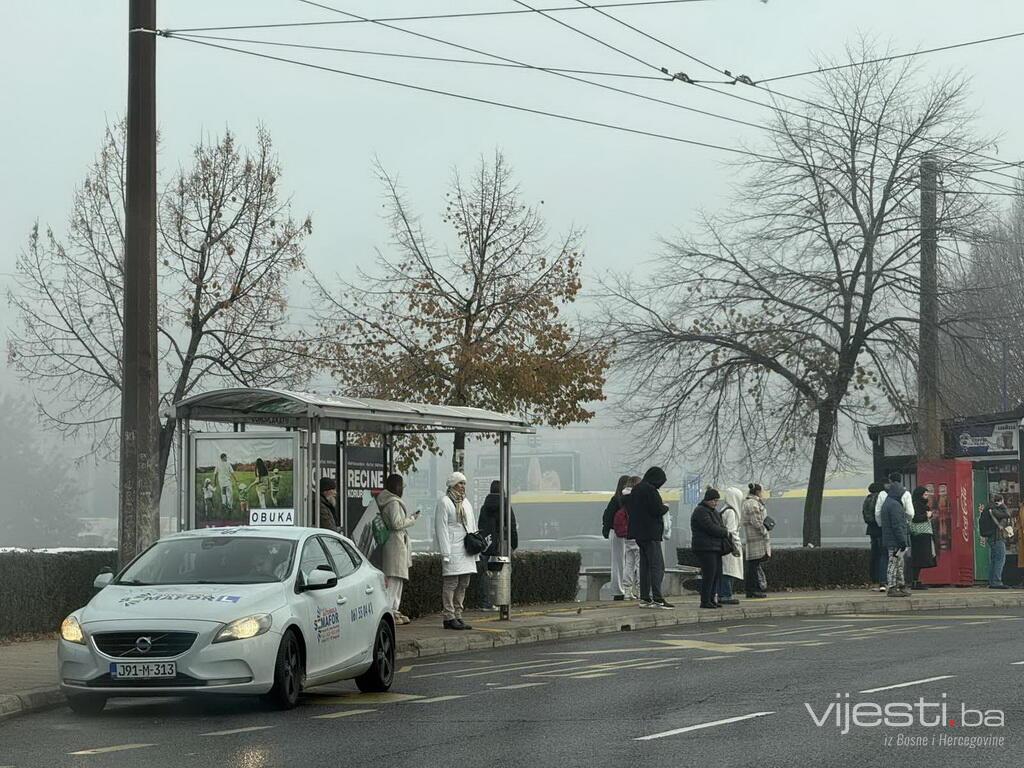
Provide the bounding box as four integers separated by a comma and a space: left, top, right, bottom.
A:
168, 388, 534, 617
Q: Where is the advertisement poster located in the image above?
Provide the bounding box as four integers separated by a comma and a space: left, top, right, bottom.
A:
950, 422, 1019, 457
193, 434, 297, 528
476, 453, 581, 493
318, 445, 386, 538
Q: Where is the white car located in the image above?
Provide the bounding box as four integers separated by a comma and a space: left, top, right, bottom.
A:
58, 526, 395, 715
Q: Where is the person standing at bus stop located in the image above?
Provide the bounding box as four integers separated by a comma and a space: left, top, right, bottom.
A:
979, 494, 1013, 589
435, 472, 479, 629
602, 475, 631, 600
626, 466, 673, 609
378, 473, 419, 625
863, 481, 887, 592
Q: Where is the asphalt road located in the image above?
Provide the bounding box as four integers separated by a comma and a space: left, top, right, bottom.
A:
2, 608, 1023, 768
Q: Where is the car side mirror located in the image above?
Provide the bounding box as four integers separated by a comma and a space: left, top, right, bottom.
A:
94, 572, 114, 589
301, 568, 338, 591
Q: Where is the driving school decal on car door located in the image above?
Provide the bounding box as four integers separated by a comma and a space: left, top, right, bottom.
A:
314, 606, 341, 643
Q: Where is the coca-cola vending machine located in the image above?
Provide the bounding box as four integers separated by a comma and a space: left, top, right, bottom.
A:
918, 459, 975, 585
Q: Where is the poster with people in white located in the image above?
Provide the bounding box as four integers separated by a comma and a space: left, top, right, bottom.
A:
193, 435, 296, 528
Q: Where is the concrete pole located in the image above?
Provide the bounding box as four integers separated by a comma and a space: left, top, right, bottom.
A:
918, 156, 942, 461
119, 0, 160, 566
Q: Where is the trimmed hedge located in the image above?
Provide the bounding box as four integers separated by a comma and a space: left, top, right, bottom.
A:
0, 550, 117, 637
399, 551, 581, 620
0, 548, 580, 636
677, 547, 871, 591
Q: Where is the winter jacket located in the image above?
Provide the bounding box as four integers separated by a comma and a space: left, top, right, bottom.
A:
318, 494, 339, 532
625, 467, 668, 542
434, 494, 479, 576
979, 504, 1011, 539
690, 501, 730, 553
601, 495, 619, 539
880, 488, 911, 550
720, 487, 745, 579
479, 492, 519, 556
863, 492, 882, 536
378, 489, 417, 581
741, 495, 772, 560
874, 483, 913, 526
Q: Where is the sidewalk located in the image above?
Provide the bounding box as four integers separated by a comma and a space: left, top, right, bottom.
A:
5, 587, 1024, 719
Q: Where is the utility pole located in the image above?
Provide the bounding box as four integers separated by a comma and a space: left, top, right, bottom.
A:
918, 156, 942, 461
120, 0, 160, 566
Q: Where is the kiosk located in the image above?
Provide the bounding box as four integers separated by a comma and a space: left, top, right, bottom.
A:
168, 388, 534, 618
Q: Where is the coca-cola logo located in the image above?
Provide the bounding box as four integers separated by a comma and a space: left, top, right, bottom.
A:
960, 485, 971, 543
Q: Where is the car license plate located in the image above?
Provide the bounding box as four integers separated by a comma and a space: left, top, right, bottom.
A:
109, 661, 176, 679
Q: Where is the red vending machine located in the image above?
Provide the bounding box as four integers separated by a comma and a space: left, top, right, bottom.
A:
917, 459, 975, 585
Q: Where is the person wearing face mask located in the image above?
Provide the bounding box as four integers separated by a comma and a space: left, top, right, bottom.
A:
318, 477, 340, 532
434, 471, 479, 630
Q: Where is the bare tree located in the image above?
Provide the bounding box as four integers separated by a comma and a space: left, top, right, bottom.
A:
602, 48, 993, 545
313, 151, 608, 470
7, 122, 313, 494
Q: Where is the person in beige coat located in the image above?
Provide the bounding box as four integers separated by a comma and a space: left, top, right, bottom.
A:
377, 474, 419, 625
742, 483, 771, 598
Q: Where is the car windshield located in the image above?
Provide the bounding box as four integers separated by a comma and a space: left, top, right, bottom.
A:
116, 536, 296, 586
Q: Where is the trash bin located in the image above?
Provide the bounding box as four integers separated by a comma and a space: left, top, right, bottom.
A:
489, 557, 511, 607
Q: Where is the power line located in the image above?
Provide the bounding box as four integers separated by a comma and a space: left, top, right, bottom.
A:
163, 0, 710, 34
757, 30, 1024, 85
164, 35, 774, 160
173, 32, 670, 81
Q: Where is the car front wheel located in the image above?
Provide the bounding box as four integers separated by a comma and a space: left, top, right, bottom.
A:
266, 630, 303, 709
66, 693, 107, 716
355, 620, 395, 693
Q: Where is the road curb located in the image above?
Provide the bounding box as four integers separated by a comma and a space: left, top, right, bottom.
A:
0, 688, 64, 721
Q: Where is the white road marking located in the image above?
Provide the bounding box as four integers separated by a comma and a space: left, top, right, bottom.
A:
860, 675, 954, 694
635, 712, 775, 741
492, 682, 548, 690
312, 708, 377, 720
694, 655, 729, 660
1011, 661, 1024, 665
410, 695, 468, 704
201, 726, 275, 737
69, 744, 155, 755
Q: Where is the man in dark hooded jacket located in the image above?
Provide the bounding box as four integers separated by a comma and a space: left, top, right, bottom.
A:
880, 485, 910, 597
625, 466, 672, 609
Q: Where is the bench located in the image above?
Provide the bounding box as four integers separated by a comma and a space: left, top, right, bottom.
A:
580, 565, 700, 601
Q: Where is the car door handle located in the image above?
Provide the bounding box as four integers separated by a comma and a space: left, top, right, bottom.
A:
337, 596, 348, 605
365, 586, 374, 594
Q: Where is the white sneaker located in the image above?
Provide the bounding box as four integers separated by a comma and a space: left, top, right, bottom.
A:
878, 586, 887, 593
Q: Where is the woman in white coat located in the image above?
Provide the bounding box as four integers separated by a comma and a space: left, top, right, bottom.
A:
434, 471, 479, 630
718, 487, 746, 605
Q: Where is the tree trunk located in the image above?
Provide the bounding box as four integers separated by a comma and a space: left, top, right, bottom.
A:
802, 405, 837, 547
452, 430, 466, 473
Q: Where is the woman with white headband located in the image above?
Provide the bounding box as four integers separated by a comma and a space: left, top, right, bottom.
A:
434, 471, 480, 630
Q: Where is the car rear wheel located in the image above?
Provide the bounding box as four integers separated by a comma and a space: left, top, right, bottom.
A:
66, 693, 107, 716
266, 630, 303, 709
356, 620, 395, 693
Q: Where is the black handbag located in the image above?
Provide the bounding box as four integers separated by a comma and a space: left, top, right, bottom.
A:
463, 524, 490, 556
763, 515, 776, 532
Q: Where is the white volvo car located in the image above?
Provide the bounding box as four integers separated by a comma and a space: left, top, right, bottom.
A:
58, 527, 395, 715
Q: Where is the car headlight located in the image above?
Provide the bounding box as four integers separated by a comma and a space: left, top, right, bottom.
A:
214, 614, 273, 643
60, 616, 85, 645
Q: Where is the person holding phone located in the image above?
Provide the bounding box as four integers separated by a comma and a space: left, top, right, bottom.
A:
378, 473, 420, 624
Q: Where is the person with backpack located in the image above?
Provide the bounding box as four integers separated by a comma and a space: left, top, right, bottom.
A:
863, 481, 887, 592
613, 476, 642, 600
602, 475, 631, 601
979, 494, 1014, 589
378, 473, 419, 625
626, 467, 673, 608
880, 482, 911, 597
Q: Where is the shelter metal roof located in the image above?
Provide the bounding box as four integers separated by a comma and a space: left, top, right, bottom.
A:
169, 388, 535, 435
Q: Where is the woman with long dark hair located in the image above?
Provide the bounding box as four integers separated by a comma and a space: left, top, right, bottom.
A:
909, 486, 937, 590
602, 474, 632, 601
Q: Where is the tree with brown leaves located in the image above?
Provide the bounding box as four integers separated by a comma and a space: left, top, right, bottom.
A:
313, 151, 608, 470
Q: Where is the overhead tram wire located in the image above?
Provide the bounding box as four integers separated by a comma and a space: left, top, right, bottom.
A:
560, 3, 1024, 183
248, 2, 781, 138
167, 33, 672, 81
163, 0, 710, 35
161, 35, 777, 161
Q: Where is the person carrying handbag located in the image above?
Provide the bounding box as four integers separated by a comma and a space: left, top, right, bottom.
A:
378, 473, 420, 625
979, 494, 1014, 590
434, 472, 480, 629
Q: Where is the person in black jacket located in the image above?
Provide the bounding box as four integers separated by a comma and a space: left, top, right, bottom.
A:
477, 481, 519, 610
979, 494, 1013, 589
863, 481, 886, 592
602, 475, 631, 600
691, 488, 730, 609
625, 466, 673, 609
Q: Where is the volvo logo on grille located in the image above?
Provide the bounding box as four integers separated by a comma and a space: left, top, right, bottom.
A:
135, 636, 153, 654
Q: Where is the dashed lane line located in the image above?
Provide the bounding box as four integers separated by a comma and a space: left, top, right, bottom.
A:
68, 744, 155, 756
305, 692, 423, 705
1011, 661, 1024, 665
201, 726, 276, 737
410, 695, 470, 704
860, 675, 955, 694
312, 708, 378, 720
415, 658, 587, 679
492, 683, 549, 690
635, 712, 776, 741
